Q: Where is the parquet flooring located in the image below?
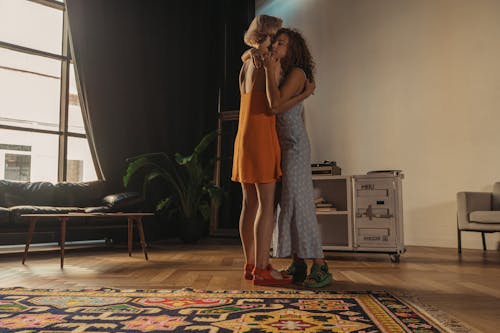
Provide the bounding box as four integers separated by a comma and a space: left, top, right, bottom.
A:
0, 238, 499, 333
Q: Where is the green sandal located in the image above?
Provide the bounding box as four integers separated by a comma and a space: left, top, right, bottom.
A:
281, 260, 308, 283
304, 263, 332, 288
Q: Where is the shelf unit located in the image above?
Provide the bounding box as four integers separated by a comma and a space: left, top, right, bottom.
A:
312, 175, 353, 251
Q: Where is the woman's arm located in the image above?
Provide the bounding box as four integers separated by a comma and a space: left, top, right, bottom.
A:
264, 57, 305, 109
241, 49, 252, 62
242, 48, 263, 68
239, 61, 248, 94
270, 79, 315, 114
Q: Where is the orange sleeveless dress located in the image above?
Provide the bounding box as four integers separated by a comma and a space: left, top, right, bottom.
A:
231, 67, 281, 184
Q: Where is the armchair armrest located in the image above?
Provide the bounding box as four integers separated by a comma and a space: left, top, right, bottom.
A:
457, 191, 491, 229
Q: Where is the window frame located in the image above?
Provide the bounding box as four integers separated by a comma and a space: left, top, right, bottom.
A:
0, 0, 92, 182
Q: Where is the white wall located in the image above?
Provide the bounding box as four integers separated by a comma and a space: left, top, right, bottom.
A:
257, 0, 500, 249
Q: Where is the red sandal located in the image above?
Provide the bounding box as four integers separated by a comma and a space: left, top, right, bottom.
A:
253, 264, 292, 286
244, 264, 255, 280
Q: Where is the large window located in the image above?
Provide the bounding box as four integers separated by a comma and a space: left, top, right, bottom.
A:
0, 0, 97, 183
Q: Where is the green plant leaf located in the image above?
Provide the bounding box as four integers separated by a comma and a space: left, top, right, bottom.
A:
123, 153, 169, 187
199, 202, 210, 221
175, 152, 193, 165
123, 129, 225, 232
156, 197, 173, 212
206, 185, 223, 207
175, 131, 216, 166
193, 131, 217, 155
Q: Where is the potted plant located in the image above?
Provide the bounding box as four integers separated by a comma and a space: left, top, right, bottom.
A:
123, 131, 222, 243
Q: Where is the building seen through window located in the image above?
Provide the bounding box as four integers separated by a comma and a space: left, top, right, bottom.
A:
3, 153, 31, 181
67, 159, 83, 182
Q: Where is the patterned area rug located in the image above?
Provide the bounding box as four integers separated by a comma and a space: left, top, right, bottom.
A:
0, 287, 454, 332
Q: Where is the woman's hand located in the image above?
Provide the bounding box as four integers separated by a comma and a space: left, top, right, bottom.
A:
250, 48, 264, 68
242, 49, 265, 68
263, 53, 280, 73
304, 79, 316, 96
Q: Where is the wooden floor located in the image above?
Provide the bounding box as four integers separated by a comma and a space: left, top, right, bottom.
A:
0, 238, 499, 333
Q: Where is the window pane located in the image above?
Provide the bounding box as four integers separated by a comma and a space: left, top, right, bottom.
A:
0, 129, 58, 182
0, 0, 63, 55
0, 51, 60, 131
67, 137, 97, 182
0, 47, 60, 77
68, 63, 85, 134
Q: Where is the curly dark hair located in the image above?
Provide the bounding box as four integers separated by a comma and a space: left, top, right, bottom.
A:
276, 28, 315, 82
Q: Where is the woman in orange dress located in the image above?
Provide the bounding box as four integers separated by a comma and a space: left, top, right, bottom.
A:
231, 15, 289, 286
233, 15, 313, 286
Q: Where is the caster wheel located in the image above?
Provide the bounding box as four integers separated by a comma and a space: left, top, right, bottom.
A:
389, 254, 400, 263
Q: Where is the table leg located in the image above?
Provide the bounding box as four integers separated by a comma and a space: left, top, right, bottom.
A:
22, 217, 38, 265
135, 217, 149, 261
60, 217, 67, 269
128, 217, 133, 257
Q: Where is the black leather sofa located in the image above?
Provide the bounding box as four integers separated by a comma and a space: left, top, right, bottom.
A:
0, 180, 143, 245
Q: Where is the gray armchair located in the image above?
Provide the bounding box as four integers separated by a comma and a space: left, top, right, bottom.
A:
457, 182, 500, 253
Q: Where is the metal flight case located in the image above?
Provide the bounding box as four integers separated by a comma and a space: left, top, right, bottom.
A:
352, 171, 405, 262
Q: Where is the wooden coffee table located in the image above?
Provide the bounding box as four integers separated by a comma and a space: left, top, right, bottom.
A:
21, 212, 154, 268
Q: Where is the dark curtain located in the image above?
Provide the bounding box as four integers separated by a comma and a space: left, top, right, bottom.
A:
66, 0, 254, 192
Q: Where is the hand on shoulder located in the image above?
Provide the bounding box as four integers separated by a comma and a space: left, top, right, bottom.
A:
263, 53, 280, 72
250, 48, 267, 68
304, 79, 316, 96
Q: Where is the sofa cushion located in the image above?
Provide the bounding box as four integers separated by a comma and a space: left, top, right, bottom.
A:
0, 180, 22, 206
9, 206, 84, 225
469, 211, 500, 224
84, 206, 111, 213
53, 181, 106, 207
492, 182, 500, 211
102, 192, 143, 211
1, 180, 55, 207
4, 192, 29, 206
0, 207, 9, 226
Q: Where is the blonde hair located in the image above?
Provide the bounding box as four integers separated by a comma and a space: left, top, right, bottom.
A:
244, 15, 283, 47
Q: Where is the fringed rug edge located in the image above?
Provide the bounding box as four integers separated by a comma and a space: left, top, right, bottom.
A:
389, 288, 478, 333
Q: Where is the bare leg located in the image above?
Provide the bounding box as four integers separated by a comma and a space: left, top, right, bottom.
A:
240, 183, 258, 267
254, 182, 279, 271
313, 258, 326, 265
291, 254, 306, 267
